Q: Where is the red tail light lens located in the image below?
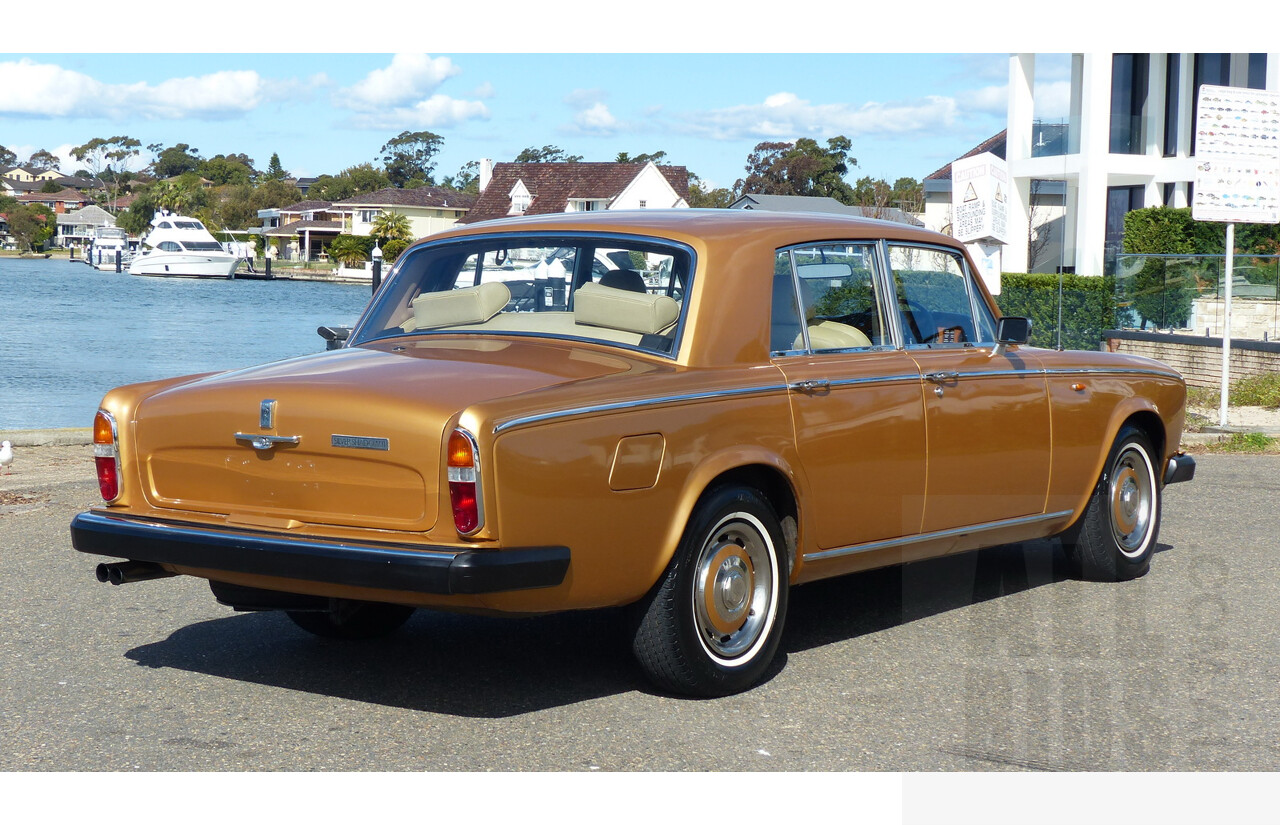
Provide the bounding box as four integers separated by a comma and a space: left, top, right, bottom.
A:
447, 428, 483, 535
93, 410, 121, 503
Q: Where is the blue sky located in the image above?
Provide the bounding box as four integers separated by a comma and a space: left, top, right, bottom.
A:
0, 9, 1244, 193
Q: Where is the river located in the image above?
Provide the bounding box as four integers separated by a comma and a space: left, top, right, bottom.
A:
0, 257, 374, 430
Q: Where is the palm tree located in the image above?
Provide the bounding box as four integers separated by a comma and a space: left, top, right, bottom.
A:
328, 235, 370, 268
371, 211, 412, 247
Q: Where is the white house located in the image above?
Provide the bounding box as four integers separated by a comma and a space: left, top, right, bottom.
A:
461, 160, 689, 224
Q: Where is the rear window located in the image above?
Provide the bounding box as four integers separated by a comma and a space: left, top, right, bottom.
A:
351, 234, 693, 357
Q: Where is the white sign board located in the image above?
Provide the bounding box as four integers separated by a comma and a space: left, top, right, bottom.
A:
1192, 84, 1280, 224
950, 152, 1009, 244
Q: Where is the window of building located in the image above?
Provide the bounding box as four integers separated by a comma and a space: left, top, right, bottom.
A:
1192, 53, 1232, 155
1110, 54, 1149, 154
1104, 185, 1144, 275
1248, 54, 1268, 90
1163, 54, 1181, 157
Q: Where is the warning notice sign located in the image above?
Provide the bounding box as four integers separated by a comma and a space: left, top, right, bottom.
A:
950, 152, 1009, 243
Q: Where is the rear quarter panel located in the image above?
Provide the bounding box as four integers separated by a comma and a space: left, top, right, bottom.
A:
475, 367, 800, 613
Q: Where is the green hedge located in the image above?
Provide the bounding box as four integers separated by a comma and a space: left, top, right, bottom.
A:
996, 273, 1115, 351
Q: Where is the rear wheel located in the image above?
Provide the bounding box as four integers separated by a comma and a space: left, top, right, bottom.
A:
1062, 425, 1161, 582
632, 485, 789, 697
286, 599, 415, 640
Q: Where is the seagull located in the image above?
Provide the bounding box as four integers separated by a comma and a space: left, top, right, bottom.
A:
0, 441, 12, 475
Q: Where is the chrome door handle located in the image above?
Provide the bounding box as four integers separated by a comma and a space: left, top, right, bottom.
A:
925, 371, 960, 384
788, 379, 830, 393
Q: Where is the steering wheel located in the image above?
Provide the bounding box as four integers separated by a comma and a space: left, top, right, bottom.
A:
899, 298, 935, 344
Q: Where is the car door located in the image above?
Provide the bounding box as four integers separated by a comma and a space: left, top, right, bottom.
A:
885, 242, 1051, 534
770, 244, 927, 552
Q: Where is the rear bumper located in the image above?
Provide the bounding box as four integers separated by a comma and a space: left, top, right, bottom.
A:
71, 511, 570, 596
1163, 453, 1196, 486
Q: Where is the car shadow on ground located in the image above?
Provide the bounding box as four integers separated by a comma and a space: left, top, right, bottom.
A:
124, 538, 1174, 716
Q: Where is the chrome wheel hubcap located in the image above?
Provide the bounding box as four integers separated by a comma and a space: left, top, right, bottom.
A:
1110, 445, 1154, 557
694, 514, 777, 661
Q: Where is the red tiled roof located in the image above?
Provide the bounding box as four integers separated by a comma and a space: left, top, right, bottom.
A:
461, 163, 689, 224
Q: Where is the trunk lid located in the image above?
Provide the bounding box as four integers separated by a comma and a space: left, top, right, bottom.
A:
133, 338, 635, 531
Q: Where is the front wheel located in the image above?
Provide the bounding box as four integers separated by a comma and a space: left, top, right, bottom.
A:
287, 599, 415, 640
632, 486, 789, 697
1061, 425, 1162, 582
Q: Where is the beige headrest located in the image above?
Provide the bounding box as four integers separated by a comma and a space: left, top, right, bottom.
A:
411, 282, 511, 330
573, 282, 679, 335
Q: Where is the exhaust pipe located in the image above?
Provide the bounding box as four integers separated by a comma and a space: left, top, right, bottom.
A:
95, 561, 177, 585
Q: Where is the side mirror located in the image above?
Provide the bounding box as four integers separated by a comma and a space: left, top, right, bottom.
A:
990, 316, 1031, 358
996, 316, 1032, 345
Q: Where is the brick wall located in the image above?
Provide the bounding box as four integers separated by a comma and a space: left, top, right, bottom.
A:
1105, 331, 1280, 388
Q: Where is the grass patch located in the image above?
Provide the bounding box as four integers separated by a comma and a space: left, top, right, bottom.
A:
1202, 432, 1280, 454
1188, 373, 1280, 409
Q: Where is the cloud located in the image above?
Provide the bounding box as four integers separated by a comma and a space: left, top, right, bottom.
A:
560, 88, 621, 136
672, 92, 960, 141
334, 53, 461, 111
0, 58, 269, 120
344, 95, 490, 130
333, 54, 490, 130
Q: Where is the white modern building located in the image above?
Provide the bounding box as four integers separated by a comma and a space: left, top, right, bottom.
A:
1004, 53, 1280, 276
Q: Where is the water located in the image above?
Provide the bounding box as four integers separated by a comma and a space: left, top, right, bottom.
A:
0, 258, 374, 430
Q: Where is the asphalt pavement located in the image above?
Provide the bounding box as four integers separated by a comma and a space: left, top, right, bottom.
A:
2, 446, 1278, 774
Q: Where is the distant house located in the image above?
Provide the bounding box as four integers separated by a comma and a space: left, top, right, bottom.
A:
17, 188, 93, 214
729, 193, 924, 227
460, 160, 689, 224
332, 186, 477, 241
261, 200, 343, 261
54, 204, 119, 249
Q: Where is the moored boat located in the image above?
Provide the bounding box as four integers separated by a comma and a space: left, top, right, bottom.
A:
128, 211, 241, 279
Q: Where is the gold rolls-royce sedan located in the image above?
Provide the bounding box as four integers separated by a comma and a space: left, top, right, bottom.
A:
72, 210, 1195, 696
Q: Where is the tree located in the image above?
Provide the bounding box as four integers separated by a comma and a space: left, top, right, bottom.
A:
371, 211, 413, 247
265, 153, 287, 181
686, 181, 734, 208
250, 179, 304, 211
851, 176, 893, 213
616, 151, 668, 165
380, 130, 444, 188
7, 204, 55, 251
442, 160, 480, 193
891, 177, 923, 213
199, 155, 253, 186
327, 234, 373, 267
28, 149, 61, 171
1121, 206, 1196, 329
0, 145, 17, 168
307, 164, 390, 201
72, 135, 141, 211
734, 136, 857, 204
515, 145, 582, 163
151, 143, 202, 178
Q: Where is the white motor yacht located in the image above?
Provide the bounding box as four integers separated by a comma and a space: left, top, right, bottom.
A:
128, 211, 241, 279
86, 226, 133, 271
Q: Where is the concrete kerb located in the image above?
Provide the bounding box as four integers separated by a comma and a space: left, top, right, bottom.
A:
0, 429, 93, 447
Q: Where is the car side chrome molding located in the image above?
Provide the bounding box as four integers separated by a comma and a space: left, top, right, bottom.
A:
803, 509, 1075, 563
493, 384, 792, 434
492, 367, 1180, 435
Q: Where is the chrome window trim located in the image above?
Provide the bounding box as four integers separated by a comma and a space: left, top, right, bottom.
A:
493, 384, 791, 435
803, 509, 1075, 563
884, 241, 998, 350
771, 241, 886, 357
348, 231, 698, 362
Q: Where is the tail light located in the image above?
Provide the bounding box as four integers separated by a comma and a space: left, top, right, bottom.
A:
447, 428, 484, 535
93, 410, 121, 503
